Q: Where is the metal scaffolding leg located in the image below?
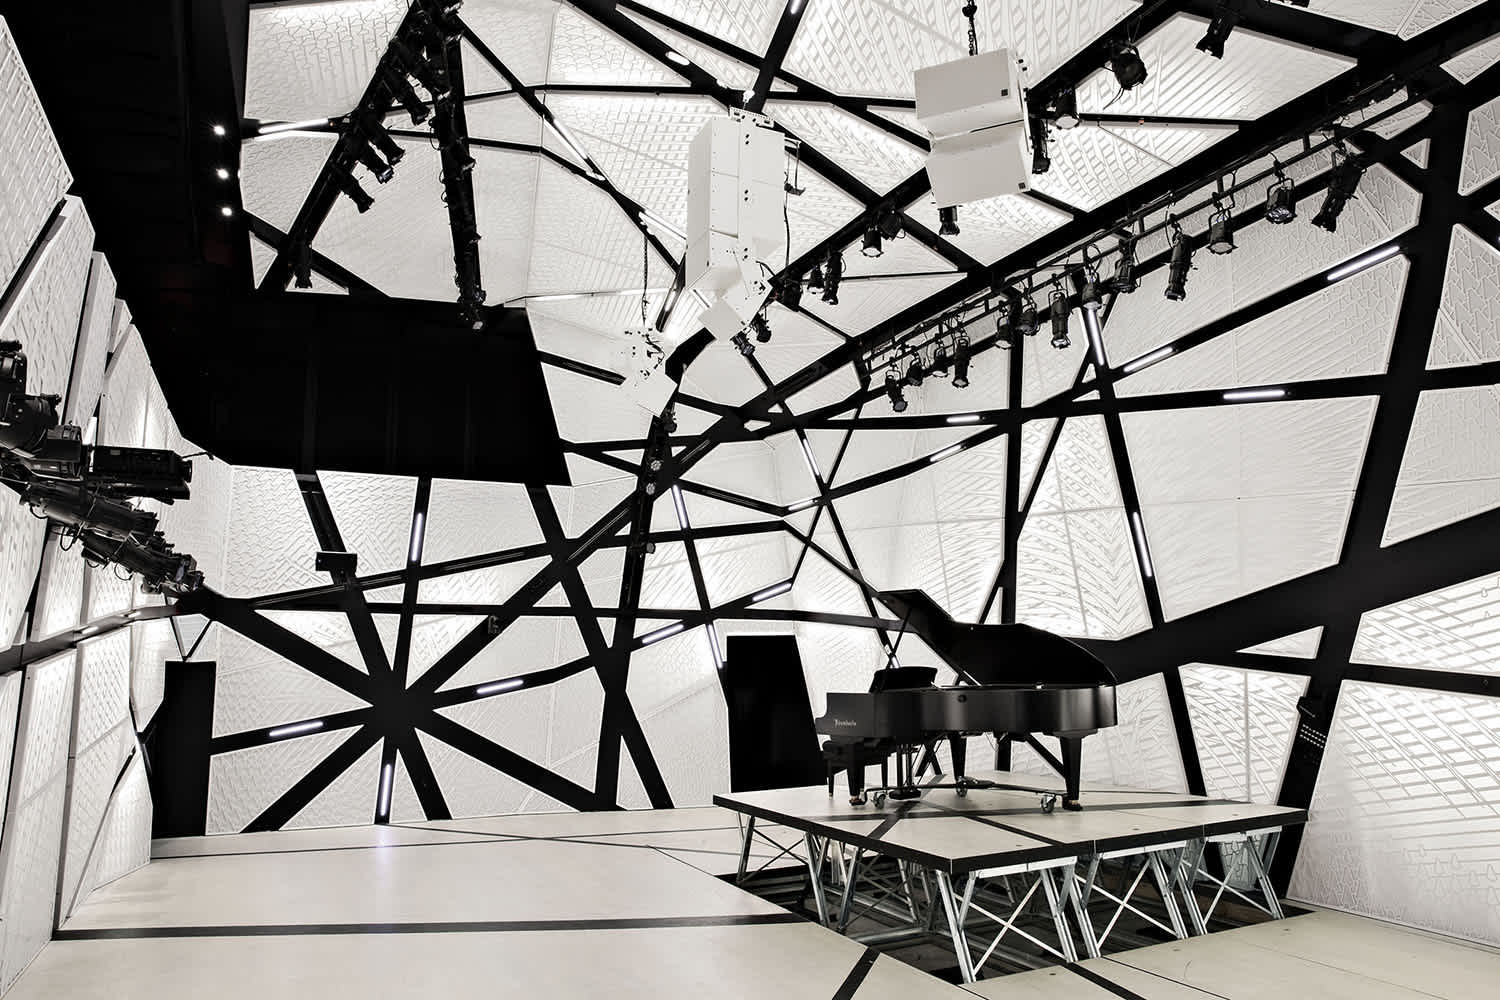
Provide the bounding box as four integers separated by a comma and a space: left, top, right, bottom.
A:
1039, 867, 1078, 964
804, 833, 830, 925
837, 847, 865, 932
736, 815, 756, 883
935, 871, 978, 984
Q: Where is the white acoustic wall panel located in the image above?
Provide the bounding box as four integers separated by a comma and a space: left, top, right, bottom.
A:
83, 562, 135, 622
1460, 92, 1500, 196
207, 727, 352, 834
98, 323, 151, 448
241, 133, 338, 234
1428, 225, 1500, 368
1352, 571, 1500, 675
625, 625, 718, 729
63, 252, 117, 426
1240, 626, 1324, 659
528, 160, 676, 296
1290, 681, 1500, 946
638, 680, 728, 807
320, 472, 418, 577
0, 672, 23, 847
1181, 664, 1307, 804
73, 630, 131, 752
419, 727, 539, 818
904, 190, 1069, 268
425, 479, 543, 563
439, 615, 559, 692
222, 466, 324, 597
1445, 32, 1500, 82
417, 556, 552, 609
0, 17, 73, 298
548, 5, 681, 85
212, 628, 366, 739
1011, 673, 1189, 793
803, 274, 963, 340
58, 721, 131, 922
623, 15, 758, 89
130, 617, 178, 727
156, 444, 233, 595
288, 739, 381, 830
470, 146, 540, 305
1384, 385, 1500, 545
257, 612, 364, 672
76, 747, 152, 896
1033, 124, 1228, 212
0, 651, 75, 991
248, 237, 346, 295
244, 0, 409, 121
768, 103, 924, 197
433, 683, 553, 796
30, 539, 84, 640
1124, 398, 1376, 619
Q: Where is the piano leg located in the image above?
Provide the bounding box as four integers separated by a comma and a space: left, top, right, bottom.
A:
949, 734, 968, 795
846, 765, 866, 805
1059, 734, 1084, 811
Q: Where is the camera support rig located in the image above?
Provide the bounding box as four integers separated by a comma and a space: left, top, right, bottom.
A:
0, 340, 204, 596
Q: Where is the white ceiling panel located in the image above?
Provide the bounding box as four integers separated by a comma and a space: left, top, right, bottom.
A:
527, 160, 676, 295
465, 96, 545, 145
240, 133, 338, 234
634, 0, 785, 60
1310, 0, 1486, 39
1460, 92, 1500, 195
1444, 32, 1500, 82
0, 18, 73, 301
1029, 415, 1121, 515
1352, 572, 1500, 674
1429, 225, 1500, 368
625, 16, 761, 89
1240, 626, 1324, 659
548, 6, 683, 84
802, 273, 962, 336
767, 102, 925, 196
249, 238, 346, 294
1384, 385, 1500, 545
1032, 124, 1227, 211
905, 191, 1069, 268
461, 0, 559, 85
785, 169, 864, 260
244, 0, 408, 121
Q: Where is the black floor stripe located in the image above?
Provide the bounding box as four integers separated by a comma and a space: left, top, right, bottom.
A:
868, 801, 918, 840
1065, 963, 1151, 999
54, 912, 806, 941
152, 835, 521, 862
918, 802, 1066, 847
830, 947, 880, 1000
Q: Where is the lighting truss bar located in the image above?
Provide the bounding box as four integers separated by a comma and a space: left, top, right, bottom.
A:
1326, 243, 1403, 281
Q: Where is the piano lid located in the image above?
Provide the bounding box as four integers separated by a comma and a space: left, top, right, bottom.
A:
877, 589, 1116, 687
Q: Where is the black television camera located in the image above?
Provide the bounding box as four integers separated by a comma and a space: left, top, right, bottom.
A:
0, 339, 203, 595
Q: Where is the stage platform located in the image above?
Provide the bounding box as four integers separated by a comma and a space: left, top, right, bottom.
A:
715, 771, 1307, 980
7, 803, 1496, 999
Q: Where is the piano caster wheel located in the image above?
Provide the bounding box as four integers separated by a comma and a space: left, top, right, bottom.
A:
1041, 794, 1058, 815
957, 785, 968, 798
873, 792, 887, 809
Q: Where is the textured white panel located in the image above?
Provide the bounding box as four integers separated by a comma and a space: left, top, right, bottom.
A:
240, 132, 338, 233
1384, 386, 1500, 545
1078, 15, 1352, 120
1404, 0, 1491, 38
639, 680, 728, 807
1181, 664, 1306, 804
130, 618, 177, 727
768, 103, 924, 197
258, 612, 364, 672
247, 237, 345, 295
785, 170, 863, 262
0, 672, 22, 847
904, 191, 1068, 268
76, 748, 152, 894
1352, 571, 1500, 675
1461, 94, 1500, 196
786, 0, 1134, 99
417, 556, 551, 608
222, 466, 324, 597
1309, 0, 1483, 38
206, 728, 350, 834
1029, 415, 1121, 514
465, 95, 543, 145
626, 625, 718, 726
1016, 509, 1149, 639
158, 445, 233, 594
319, 472, 417, 576
1444, 32, 1500, 82
1124, 398, 1375, 619
13, 651, 75, 803
1290, 681, 1500, 946
212, 629, 366, 738
802, 273, 962, 337
1119, 257, 1406, 397
58, 722, 131, 921
462, 0, 557, 86
440, 615, 560, 691
696, 535, 791, 608
419, 728, 543, 818
98, 325, 150, 449
245, 0, 408, 120
1428, 226, 1500, 368
0, 195, 90, 418
434, 682, 551, 780
1240, 626, 1324, 659
404, 615, 488, 685
0, 18, 72, 298
541, 353, 653, 443
82, 561, 134, 622
425, 478, 542, 564
528, 160, 675, 296
548, 6, 681, 85
1033, 125, 1227, 212
1011, 673, 1188, 793
74, 631, 131, 752
472, 145, 540, 305
63, 253, 116, 426
31, 540, 84, 639
288, 738, 380, 830
624, 16, 759, 89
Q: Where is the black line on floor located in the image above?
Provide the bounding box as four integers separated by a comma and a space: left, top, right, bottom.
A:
1102, 957, 1235, 1000
151, 834, 523, 862
54, 912, 806, 941
918, 802, 1067, 847
1065, 963, 1151, 999
868, 801, 917, 840
831, 946, 880, 1000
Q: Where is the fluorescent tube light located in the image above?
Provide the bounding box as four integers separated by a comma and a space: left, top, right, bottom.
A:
475, 678, 524, 696
268, 720, 325, 739
1327, 244, 1402, 282
1222, 387, 1287, 402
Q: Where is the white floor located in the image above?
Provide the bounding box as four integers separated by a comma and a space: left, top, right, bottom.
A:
11, 806, 1499, 999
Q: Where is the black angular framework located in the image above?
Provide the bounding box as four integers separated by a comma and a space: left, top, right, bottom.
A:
164, 1, 1500, 888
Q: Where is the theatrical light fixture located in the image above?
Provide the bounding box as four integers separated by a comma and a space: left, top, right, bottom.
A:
642, 622, 686, 645
885, 367, 909, 412
1048, 286, 1072, 350
390, 36, 451, 103
1223, 387, 1288, 402
334, 166, 375, 212
862, 223, 883, 258
952, 334, 971, 388
1313, 146, 1365, 233
906, 358, 925, 387
1109, 43, 1148, 91
1165, 223, 1193, 301
731, 330, 755, 356
268, 720, 325, 739
354, 138, 395, 184
1197, 4, 1239, 59
821, 251, 843, 305
938, 206, 960, 236
875, 204, 903, 240
1266, 168, 1297, 224
1016, 289, 1040, 337
1327, 243, 1403, 281
355, 109, 405, 178
1111, 235, 1139, 293
381, 60, 430, 125
778, 274, 804, 310
1052, 86, 1080, 129
292, 243, 313, 289
751, 312, 772, 343
751, 581, 793, 603
1080, 268, 1107, 311
475, 678, 524, 696
1206, 205, 1236, 255
807, 263, 824, 289
931, 340, 951, 376
1121, 345, 1174, 374
996, 298, 1016, 350
214, 167, 230, 180
1029, 114, 1052, 175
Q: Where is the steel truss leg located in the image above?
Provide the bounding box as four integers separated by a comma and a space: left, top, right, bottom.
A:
1149, 849, 1189, 940
1175, 838, 1209, 935
804, 833, 830, 925
1071, 857, 1103, 959
936, 871, 979, 983
736, 815, 756, 884
1039, 867, 1079, 964
1245, 831, 1286, 920
837, 847, 865, 932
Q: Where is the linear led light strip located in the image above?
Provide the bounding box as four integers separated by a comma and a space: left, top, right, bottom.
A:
671, 484, 691, 530
1131, 512, 1155, 579
1121, 346, 1174, 374
787, 496, 819, 512
377, 763, 394, 819
639, 208, 687, 242
946, 414, 980, 424
800, 438, 822, 480
409, 512, 426, 563
642, 622, 686, 645
706, 623, 724, 671
475, 677, 524, 697
751, 581, 792, 603
1082, 310, 1109, 369
1223, 387, 1288, 402
1327, 244, 1402, 282
929, 443, 964, 463
525, 288, 670, 304
268, 719, 325, 740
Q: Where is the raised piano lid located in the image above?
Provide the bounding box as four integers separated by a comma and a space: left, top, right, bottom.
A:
876, 589, 1117, 686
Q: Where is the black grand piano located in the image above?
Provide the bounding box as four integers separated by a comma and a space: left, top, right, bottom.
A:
814, 590, 1117, 813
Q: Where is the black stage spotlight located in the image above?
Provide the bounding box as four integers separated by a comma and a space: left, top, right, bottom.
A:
821, 251, 843, 305
381, 61, 430, 125
1266, 169, 1297, 224
938, 206, 960, 236
906, 357, 924, 387
1029, 114, 1052, 175
885, 368, 908, 412
1080, 269, 1107, 311
862, 223, 883, 258
1109, 43, 1148, 91
1049, 286, 1072, 349
778, 274, 804, 310
931, 340, 951, 377
732, 329, 755, 356
1165, 223, 1193, 301
875, 204, 903, 239
1206, 206, 1236, 255
807, 262, 824, 289
1312, 146, 1365, 233
751, 312, 772, 343
1197, 4, 1239, 59
334, 167, 375, 212
353, 136, 395, 183
662, 404, 677, 434
391, 37, 451, 103
1016, 290, 1040, 337
357, 108, 406, 167
953, 334, 971, 388
1111, 235, 1139, 293
996, 296, 1019, 349
1052, 86, 1081, 129
292, 242, 313, 289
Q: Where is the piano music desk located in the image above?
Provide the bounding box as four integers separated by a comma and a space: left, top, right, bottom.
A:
715, 771, 1306, 982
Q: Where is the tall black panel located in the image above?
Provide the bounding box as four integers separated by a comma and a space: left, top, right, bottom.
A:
145, 661, 216, 838
723, 635, 824, 792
